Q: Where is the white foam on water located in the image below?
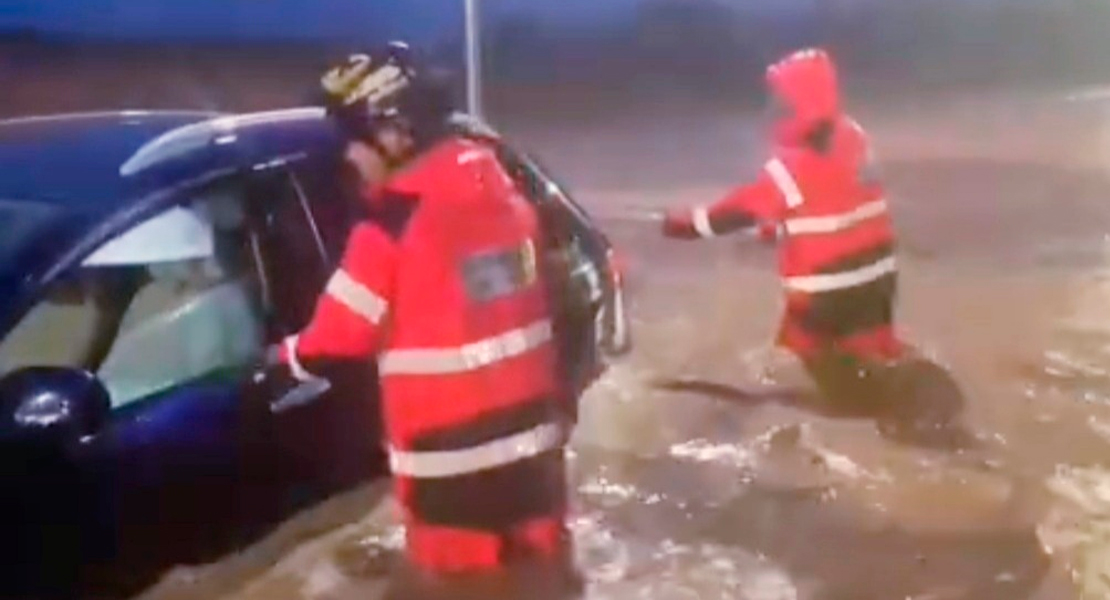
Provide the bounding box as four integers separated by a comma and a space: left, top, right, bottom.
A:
579, 475, 643, 502
589, 542, 799, 600
668, 438, 758, 471
1041, 466, 1110, 598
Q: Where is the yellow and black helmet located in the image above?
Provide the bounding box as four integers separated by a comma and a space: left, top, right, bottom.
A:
320, 42, 453, 145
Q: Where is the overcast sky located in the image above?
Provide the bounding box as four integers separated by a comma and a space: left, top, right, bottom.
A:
0, 0, 457, 42
0, 0, 849, 42
3, 0, 1033, 46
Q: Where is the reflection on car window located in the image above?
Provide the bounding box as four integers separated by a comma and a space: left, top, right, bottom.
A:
0, 183, 265, 409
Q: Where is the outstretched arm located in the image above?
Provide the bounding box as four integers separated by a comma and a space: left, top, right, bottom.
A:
278, 222, 398, 380
662, 161, 792, 240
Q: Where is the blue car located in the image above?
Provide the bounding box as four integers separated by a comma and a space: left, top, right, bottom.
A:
0, 108, 630, 598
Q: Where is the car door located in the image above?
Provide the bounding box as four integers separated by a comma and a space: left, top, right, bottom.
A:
240, 164, 386, 504
0, 180, 280, 588
93, 167, 385, 575
488, 142, 614, 395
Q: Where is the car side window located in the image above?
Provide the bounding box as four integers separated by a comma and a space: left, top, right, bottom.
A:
97, 183, 266, 408
242, 169, 336, 337
0, 182, 266, 409
291, 160, 362, 264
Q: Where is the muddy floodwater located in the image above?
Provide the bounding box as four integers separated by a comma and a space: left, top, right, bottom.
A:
137, 91, 1110, 600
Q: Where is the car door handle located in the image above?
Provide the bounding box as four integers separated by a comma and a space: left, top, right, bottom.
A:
270, 377, 332, 414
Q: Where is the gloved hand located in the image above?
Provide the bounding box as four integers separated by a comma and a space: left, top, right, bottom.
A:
269, 374, 332, 414
253, 343, 332, 414
661, 208, 697, 239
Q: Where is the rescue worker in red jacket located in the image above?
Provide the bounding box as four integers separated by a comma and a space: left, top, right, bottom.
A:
662, 48, 902, 407
276, 43, 572, 576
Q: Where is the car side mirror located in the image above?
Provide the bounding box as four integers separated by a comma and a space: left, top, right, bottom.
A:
0, 367, 110, 444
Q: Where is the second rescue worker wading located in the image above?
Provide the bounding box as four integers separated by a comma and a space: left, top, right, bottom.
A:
662, 48, 902, 404
276, 43, 573, 574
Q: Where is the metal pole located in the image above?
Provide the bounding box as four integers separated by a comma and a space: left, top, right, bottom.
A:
464, 0, 483, 119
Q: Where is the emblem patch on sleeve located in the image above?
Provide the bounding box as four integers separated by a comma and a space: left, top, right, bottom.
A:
461, 240, 538, 303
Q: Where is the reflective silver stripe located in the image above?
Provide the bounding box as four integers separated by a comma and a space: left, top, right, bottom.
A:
457, 149, 487, 164
284, 335, 315, 382
765, 158, 805, 209
783, 256, 896, 294
379, 319, 553, 375
691, 206, 715, 238
326, 268, 388, 325
389, 422, 564, 478
784, 199, 888, 236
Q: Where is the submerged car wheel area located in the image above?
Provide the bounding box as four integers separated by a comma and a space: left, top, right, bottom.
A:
0, 108, 632, 598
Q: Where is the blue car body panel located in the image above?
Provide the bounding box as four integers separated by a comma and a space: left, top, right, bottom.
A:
108, 377, 241, 468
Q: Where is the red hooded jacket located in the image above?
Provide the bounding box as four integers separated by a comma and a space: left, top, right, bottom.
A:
665, 49, 899, 358
281, 136, 566, 529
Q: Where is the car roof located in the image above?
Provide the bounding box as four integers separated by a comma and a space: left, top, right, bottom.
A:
0, 108, 342, 217
0, 111, 215, 210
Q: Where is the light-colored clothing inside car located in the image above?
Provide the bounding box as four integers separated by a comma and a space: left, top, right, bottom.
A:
96, 258, 262, 407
